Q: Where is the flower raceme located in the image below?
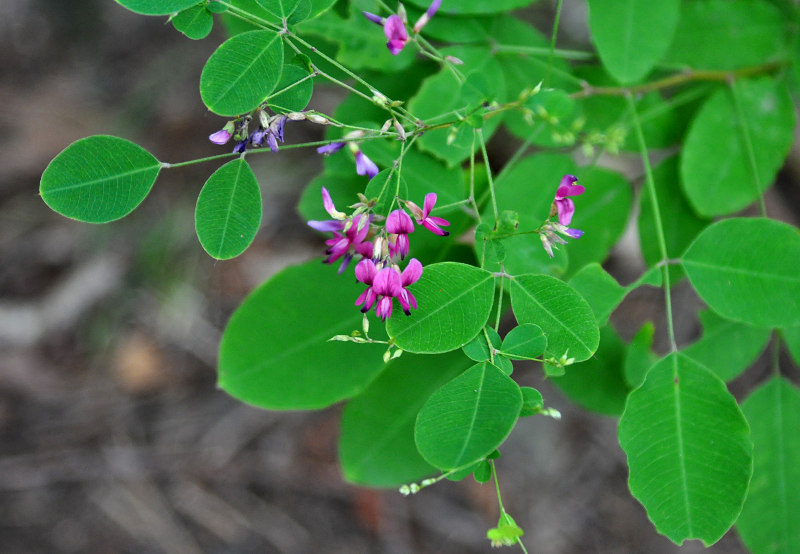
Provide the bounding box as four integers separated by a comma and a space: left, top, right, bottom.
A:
540, 175, 585, 258
363, 0, 442, 55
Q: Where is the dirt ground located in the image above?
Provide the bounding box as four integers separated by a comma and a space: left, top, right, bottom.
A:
1, 1, 797, 553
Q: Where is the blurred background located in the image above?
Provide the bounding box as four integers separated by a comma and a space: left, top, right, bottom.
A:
1, 1, 798, 552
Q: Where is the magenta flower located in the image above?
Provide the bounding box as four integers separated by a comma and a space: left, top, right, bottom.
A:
355, 150, 380, 179
308, 187, 373, 273
355, 258, 379, 313
209, 129, 232, 145
552, 174, 585, 226
397, 258, 423, 315
363, 11, 409, 55
386, 209, 415, 259
406, 193, 450, 236
356, 259, 423, 321
373, 267, 401, 320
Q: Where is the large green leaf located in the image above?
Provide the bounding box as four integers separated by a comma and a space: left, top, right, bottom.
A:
618, 353, 753, 545
682, 218, 800, 328
115, 0, 201, 15
738, 377, 800, 554
682, 310, 771, 382
218, 261, 386, 409
387, 262, 495, 354
415, 362, 522, 470
663, 0, 786, 70
551, 325, 630, 416
587, 0, 680, 83
200, 30, 284, 116
339, 352, 470, 487
509, 274, 599, 362
40, 135, 161, 223
499, 324, 546, 361
195, 159, 262, 260
681, 78, 795, 216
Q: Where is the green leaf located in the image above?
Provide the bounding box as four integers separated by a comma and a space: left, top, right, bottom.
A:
663, 0, 786, 70
639, 156, 709, 284
195, 159, 262, 260
339, 351, 470, 487
172, 5, 213, 39
587, 0, 680, 83
115, 0, 202, 15
510, 274, 599, 362
266, 64, 313, 113
387, 262, 495, 354
218, 260, 386, 409
551, 325, 630, 416
567, 263, 626, 326
473, 460, 492, 483
415, 362, 522, 470
462, 326, 501, 362
519, 386, 544, 417
738, 377, 800, 554
500, 324, 546, 360
256, 0, 311, 23
200, 30, 284, 116
683, 310, 771, 382
363, 169, 407, 218
40, 135, 161, 223
623, 322, 656, 389
681, 78, 795, 216
682, 218, 800, 328
618, 353, 753, 545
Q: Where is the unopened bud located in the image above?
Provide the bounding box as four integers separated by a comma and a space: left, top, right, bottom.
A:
393, 120, 406, 141
390, 347, 403, 360
383, 349, 392, 363
371, 90, 390, 108
258, 110, 269, 128
397, 2, 407, 23
287, 111, 306, 121
445, 55, 464, 65
380, 119, 393, 134
306, 113, 329, 125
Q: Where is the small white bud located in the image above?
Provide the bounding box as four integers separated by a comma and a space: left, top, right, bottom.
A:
393, 120, 406, 141
306, 113, 329, 125
380, 119, 393, 134
287, 111, 307, 121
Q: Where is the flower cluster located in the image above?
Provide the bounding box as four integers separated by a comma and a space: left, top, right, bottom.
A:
363, 0, 442, 56
308, 187, 450, 321
539, 174, 585, 258
209, 110, 290, 154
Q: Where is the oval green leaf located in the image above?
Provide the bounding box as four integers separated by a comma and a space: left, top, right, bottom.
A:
587, 0, 680, 84
256, 0, 311, 23
195, 159, 262, 260
415, 362, 522, 470
618, 353, 753, 545
40, 135, 161, 223
172, 4, 213, 40
682, 218, 800, 328
681, 78, 795, 216
200, 30, 284, 116
266, 64, 314, 113
339, 351, 470, 487
509, 274, 599, 362
115, 0, 202, 15
387, 262, 495, 354
738, 377, 800, 554
218, 260, 386, 410
500, 324, 546, 360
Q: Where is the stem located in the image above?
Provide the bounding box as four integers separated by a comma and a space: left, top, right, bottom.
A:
545, 0, 565, 87
162, 151, 240, 169
468, 132, 482, 219
627, 93, 677, 353
728, 76, 767, 216
477, 129, 499, 225
494, 269, 505, 330
493, 44, 594, 61
573, 61, 785, 99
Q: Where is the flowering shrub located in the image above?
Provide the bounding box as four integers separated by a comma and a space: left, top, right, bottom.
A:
39, 0, 800, 552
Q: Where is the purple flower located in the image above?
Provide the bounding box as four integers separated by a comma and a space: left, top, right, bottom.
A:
552, 174, 585, 226
384, 15, 408, 55
413, 0, 441, 33
209, 129, 232, 145
355, 150, 380, 179
317, 142, 346, 155
233, 140, 248, 153
355, 259, 379, 312
362, 11, 408, 55
397, 258, 422, 315
308, 188, 373, 272
386, 209, 415, 259
249, 128, 267, 147
406, 193, 450, 236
